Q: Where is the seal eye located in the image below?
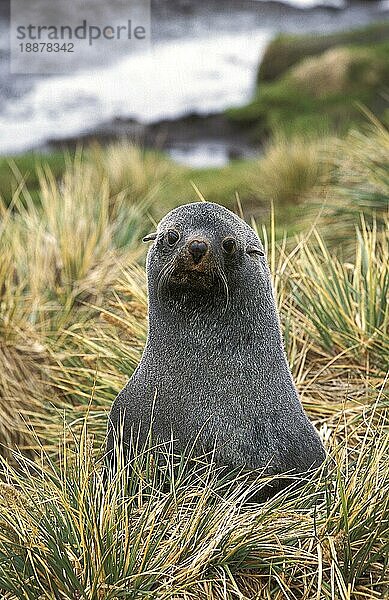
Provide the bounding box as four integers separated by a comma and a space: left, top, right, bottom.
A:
166, 229, 180, 246
222, 237, 237, 254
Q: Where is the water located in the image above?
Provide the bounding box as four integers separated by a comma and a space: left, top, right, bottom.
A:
0, 0, 386, 165
168, 140, 253, 168
0, 31, 272, 154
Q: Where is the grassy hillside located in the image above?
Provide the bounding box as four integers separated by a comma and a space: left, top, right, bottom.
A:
259, 21, 389, 83
0, 120, 388, 598
227, 22, 389, 137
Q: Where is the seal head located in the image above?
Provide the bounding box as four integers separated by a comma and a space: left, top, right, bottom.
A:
144, 202, 267, 314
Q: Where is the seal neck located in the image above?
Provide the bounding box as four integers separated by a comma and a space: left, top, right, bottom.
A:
147, 282, 284, 356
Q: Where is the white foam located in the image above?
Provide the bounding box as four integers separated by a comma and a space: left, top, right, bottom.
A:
0, 30, 272, 154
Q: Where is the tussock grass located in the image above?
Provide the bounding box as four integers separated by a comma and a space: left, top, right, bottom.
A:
289, 221, 389, 373
252, 133, 330, 205
258, 22, 389, 83
305, 117, 389, 243
87, 141, 177, 204
0, 154, 149, 455
328, 118, 389, 218
0, 205, 49, 456
0, 409, 387, 599
0, 130, 388, 597
228, 25, 389, 137
0, 292, 48, 456
2, 155, 147, 323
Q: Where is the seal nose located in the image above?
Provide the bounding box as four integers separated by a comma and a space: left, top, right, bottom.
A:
188, 239, 208, 264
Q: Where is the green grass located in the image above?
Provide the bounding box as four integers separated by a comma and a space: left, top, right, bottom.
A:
301, 116, 389, 242
248, 133, 331, 205
259, 21, 389, 82
288, 223, 389, 372
158, 159, 258, 210
228, 32, 389, 138
0, 151, 69, 207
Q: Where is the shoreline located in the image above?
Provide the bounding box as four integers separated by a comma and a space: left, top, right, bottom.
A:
42, 112, 261, 167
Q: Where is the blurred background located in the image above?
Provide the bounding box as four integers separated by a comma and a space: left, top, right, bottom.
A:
1, 0, 388, 166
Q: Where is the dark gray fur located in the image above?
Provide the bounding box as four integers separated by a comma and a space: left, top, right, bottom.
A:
107, 202, 325, 484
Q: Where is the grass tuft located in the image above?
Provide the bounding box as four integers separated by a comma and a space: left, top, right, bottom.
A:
251, 133, 330, 205
0, 411, 388, 599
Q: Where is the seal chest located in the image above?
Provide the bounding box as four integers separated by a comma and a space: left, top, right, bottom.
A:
107, 202, 325, 485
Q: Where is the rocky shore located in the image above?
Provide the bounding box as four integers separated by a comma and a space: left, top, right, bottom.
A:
46, 112, 259, 167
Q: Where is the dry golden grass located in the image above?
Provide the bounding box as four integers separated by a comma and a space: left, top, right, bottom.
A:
252, 133, 331, 205
306, 116, 389, 242
289, 47, 375, 98
88, 140, 179, 206
0, 155, 148, 455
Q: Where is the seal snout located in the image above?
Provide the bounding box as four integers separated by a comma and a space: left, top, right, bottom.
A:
188, 239, 208, 264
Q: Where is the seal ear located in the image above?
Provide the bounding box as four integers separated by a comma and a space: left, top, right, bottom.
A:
143, 232, 157, 243
246, 245, 265, 257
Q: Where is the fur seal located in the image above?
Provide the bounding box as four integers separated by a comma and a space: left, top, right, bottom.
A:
107, 202, 325, 489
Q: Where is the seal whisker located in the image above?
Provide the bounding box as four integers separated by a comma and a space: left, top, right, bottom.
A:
217, 265, 230, 315
157, 259, 176, 303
